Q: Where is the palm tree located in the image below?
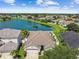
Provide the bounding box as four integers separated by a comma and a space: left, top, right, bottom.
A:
21, 30, 29, 39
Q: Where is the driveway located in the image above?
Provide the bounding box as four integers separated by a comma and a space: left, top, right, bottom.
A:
26, 49, 39, 59
0, 53, 13, 59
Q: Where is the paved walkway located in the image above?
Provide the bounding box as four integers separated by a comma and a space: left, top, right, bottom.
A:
52, 32, 59, 45
26, 50, 39, 59
0, 53, 13, 59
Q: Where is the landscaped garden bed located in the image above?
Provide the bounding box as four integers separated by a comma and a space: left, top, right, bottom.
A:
10, 43, 26, 59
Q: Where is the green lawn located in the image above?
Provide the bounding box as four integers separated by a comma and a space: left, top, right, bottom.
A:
47, 23, 66, 45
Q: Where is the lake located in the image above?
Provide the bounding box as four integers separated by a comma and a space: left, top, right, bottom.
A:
0, 19, 52, 31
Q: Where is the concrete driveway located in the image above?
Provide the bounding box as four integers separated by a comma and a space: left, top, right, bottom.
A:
0, 53, 13, 59
26, 49, 39, 59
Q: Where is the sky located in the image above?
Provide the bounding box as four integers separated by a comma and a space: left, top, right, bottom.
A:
0, 0, 79, 13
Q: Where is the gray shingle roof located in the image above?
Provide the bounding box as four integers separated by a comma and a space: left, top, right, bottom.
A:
0, 41, 18, 53
0, 28, 21, 39
61, 31, 79, 48
0, 40, 4, 46
26, 31, 55, 49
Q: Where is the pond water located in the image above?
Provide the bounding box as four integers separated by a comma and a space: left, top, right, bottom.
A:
0, 19, 52, 31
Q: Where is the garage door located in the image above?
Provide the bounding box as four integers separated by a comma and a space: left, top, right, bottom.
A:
26, 46, 39, 59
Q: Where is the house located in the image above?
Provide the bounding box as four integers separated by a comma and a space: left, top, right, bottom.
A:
21, 15, 28, 19
0, 41, 18, 59
26, 31, 55, 51
0, 28, 21, 59
59, 19, 74, 26
0, 41, 18, 53
0, 40, 4, 46
25, 31, 55, 59
61, 31, 79, 48
0, 28, 21, 43
72, 16, 79, 22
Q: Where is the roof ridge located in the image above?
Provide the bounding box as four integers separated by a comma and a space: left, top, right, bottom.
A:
0, 41, 17, 49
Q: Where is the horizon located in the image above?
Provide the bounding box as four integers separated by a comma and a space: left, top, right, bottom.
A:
0, 12, 79, 14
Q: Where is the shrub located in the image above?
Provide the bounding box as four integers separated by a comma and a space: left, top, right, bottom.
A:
10, 50, 17, 57
21, 30, 29, 39
40, 45, 79, 59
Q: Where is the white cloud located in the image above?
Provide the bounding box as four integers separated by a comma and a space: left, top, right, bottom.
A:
10, 3, 15, 5
37, 0, 59, 6
74, 0, 79, 4
70, 5, 74, 7
3, 0, 15, 4
62, 6, 69, 9
71, 2, 74, 4
37, 0, 44, 4
45, 0, 59, 5
69, 2, 74, 8
41, 7, 78, 13
0, 6, 78, 14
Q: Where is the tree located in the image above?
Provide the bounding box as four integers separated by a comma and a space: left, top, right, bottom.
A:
1, 16, 11, 21
53, 16, 57, 20
67, 23, 79, 32
21, 30, 29, 39
40, 20, 48, 23
40, 45, 79, 59
27, 16, 32, 19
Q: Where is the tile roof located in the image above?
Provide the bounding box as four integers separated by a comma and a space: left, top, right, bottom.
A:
0, 28, 21, 39
0, 41, 18, 53
26, 31, 55, 49
0, 40, 5, 46
61, 31, 79, 48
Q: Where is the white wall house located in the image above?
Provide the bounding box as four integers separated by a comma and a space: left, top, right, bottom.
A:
0, 28, 21, 59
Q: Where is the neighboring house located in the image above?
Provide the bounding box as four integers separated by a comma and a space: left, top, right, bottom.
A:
73, 18, 79, 21
59, 15, 65, 19
51, 20, 59, 24
59, 20, 64, 25
0, 41, 18, 53
0, 40, 4, 46
0, 29, 21, 43
72, 15, 79, 21
61, 31, 79, 48
37, 17, 46, 20
0, 28, 21, 59
21, 15, 28, 19
26, 31, 55, 51
46, 16, 54, 20
59, 19, 74, 26
0, 41, 18, 59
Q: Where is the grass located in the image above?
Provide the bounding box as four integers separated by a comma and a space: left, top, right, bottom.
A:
47, 23, 66, 44
18, 46, 25, 59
